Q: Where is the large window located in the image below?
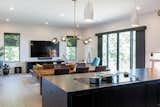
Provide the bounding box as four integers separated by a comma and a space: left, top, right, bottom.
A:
108, 33, 117, 71
102, 31, 136, 72
119, 31, 131, 72
4, 33, 20, 62
66, 36, 77, 61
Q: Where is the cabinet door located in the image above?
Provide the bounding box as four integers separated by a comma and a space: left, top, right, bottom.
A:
146, 82, 158, 107
120, 84, 146, 107
70, 93, 94, 107
94, 87, 122, 107
155, 82, 160, 107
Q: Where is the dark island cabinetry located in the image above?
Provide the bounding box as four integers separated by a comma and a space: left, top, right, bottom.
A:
42, 69, 160, 107
146, 81, 160, 107
68, 82, 160, 107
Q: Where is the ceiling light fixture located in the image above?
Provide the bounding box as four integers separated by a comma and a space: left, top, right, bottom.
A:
131, 0, 140, 27
88, 37, 93, 42
84, 0, 94, 22
45, 22, 48, 25
52, 37, 58, 44
6, 18, 10, 22
85, 19, 94, 23
61, 36, 66, 41
83, 37, 93, 45
83, 40, 89, 45
51, 0, 93, 45
59, 13, 65, 17
72, 0, 80, 39
136, 6, 141, 10
9, 7, 15, 11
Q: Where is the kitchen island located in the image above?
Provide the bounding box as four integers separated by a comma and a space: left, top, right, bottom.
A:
42, 69, 160, 107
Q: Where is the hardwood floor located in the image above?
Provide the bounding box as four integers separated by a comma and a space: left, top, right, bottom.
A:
0, 74, 42, 107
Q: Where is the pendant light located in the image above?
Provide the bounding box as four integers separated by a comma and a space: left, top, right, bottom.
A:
61, 36, 66, 41
84, 0, 94, 22
83, 37, 93, 45
52, 37, 58, 44
73, 0, 78, 39
131, 0, 140, 27
83, 40, 89, 45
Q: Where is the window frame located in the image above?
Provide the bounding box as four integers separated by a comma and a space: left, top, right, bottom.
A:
66, 36, 77, 61
102, 30, 136, 71
4, 33, 20, 62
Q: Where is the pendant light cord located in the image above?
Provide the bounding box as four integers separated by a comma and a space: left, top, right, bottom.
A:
73, 0, 77, 37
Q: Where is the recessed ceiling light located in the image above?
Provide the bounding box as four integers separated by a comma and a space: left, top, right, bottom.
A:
6, 18, 10, 22
59, 13, 65, 17
9, 7, 15, 11
45, 22, 48, 25
85, 19, 94, 23
136, 6, 141, 10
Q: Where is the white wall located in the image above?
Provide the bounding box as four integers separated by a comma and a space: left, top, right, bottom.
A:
0, 22, 85, 73
81, 12, 160, 68
1, 11, 159, 73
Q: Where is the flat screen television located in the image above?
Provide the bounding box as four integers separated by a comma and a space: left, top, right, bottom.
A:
30, 41, 59, 58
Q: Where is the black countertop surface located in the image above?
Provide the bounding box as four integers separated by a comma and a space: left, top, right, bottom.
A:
44, 69, 160, 93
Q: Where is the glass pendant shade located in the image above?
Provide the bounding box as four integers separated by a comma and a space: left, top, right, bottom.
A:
131, 10, 139, 27
52, 37, 58, 44
84, 0, 94, 22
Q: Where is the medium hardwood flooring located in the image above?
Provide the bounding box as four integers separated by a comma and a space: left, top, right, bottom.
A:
0, 74, 42, 107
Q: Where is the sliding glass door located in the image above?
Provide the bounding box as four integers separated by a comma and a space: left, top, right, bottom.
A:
108, 33, 117, 72
102, 31, 136, 72
119, 31, 131, 72
102, 35, 107, 66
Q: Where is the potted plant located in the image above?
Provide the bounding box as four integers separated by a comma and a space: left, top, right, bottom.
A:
0, 47, 10, 75
3, 64, 10, 75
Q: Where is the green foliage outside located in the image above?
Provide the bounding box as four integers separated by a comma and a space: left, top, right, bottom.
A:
4, 33, 20, 62
0, 47, 4, 61
103, 31, 135, 72
66, 47, 76, 61
66, 36, 77, 61
67, 36, 77, 47
5, 47, 19, 62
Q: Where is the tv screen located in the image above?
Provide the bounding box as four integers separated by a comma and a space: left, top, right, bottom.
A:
30, 41, 59, 57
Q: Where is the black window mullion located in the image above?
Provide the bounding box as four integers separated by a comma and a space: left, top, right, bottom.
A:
107, 34, 109, 67
130, 31, 134, 69
117, 33, 119, 71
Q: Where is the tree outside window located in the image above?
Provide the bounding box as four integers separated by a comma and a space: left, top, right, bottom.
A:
66, 36, 77, 61
4, 33, 20, 62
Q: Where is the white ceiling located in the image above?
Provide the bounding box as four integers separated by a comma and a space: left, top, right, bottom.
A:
0, 0, 159, 28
